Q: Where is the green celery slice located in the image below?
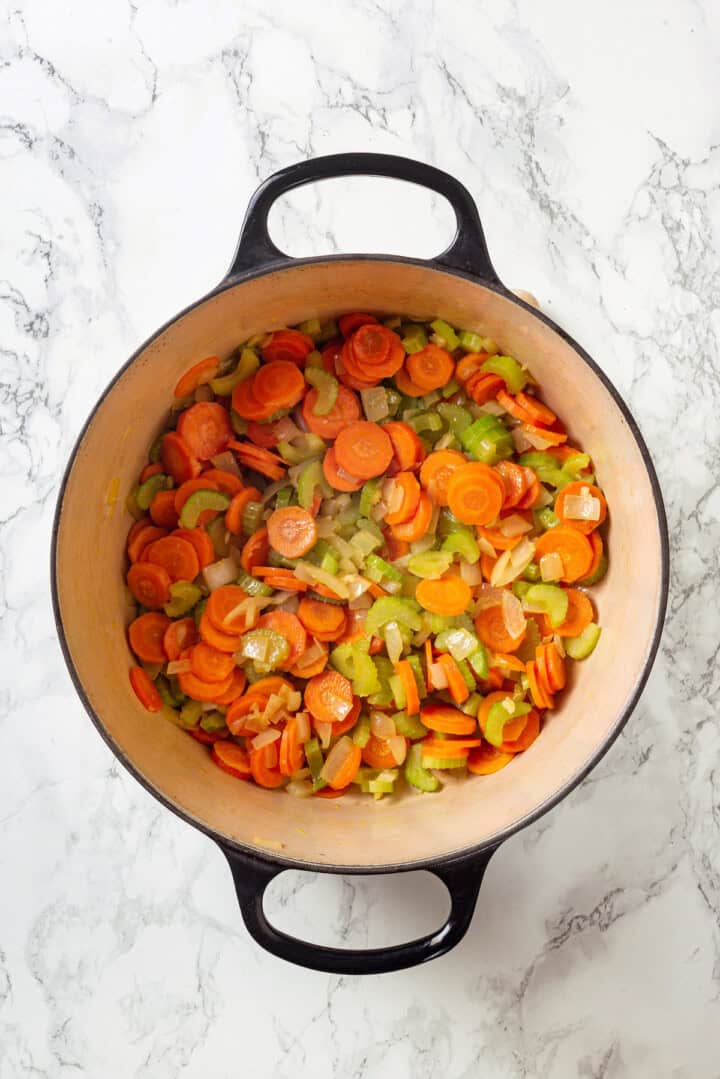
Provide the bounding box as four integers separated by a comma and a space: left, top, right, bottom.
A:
565, 623, 602, 659
164, 581, 202, 617
179, 490, 230, 529
405, 743, 441, 792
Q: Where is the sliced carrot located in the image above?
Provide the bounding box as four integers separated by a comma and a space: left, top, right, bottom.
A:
129, 666, 162, 712
328, 740, 362, 790
226, 693, 267, 736
421, 703, 477, 735
262, 572, 309, 593
174, 356, 219, 399
161, 431, 201, 484
516, 468, 541, 510
190, 727, 229, 744
212, 666, 248, 705
447, 462, 505, 526
190, 642, 235, 682
455, 352, 490, 382
149, 489, 179, 529
127, 562, 171, 608
526, 659, 554, 710
177, 660, 234, 703
548, 588, 594, 637
491, 652, 527, 673
288, 640, 328, 678
335, 346, 377, 390
419, 450, 466, 507
320, 696, 361, 737
173, 476, 220, 524
257, 611, 307, 670
297, 597, 347, 642
163, 616, 197, 660
241, 527, 270, 573
177, 402, 232, 461
534, 527, 594, 583
585, 531, 604, 579
554, 481, 608, 535
267, 506, 317, 558
406, 344, 455, 392
466, 744, 514, 774
494, 460, 527, 510
496, 388, 536, 424
304, 669, 354, 724
476, 525, 524, 552
170, 527, 215, 569
225, 486, 262, 535
395, 659, 421, 715
393, 365, 427, 397
279, 716, 306, 776
127, 524, 168, 563
322, 446, 363, 492
420, 739, 469, 759
465, 371, 506, 406
416, 576, 472, 617
253, 361, 306, 410
301, 383, 360, 439
247, 420, 281, 448
321, 338, 342, 374
250, 743, 286, 788
382, 421, 425, 473
201, 468, 244, 497
538, 642, 566, 693
143, 535, 200, 583
199, 611, 244, 653
334, 421, 393, 481
128, 612, 171, 663
384, 471, 421, 526
314, 785, 349, 798
212, 741, 251, 779
478, 691, 528, 743
339, 312, 377, 337
139, 462, 164, 483
501, 708, 540, 753
480, 552, 497, 581
230, 441, 287, 482
362, 734, 405, 770
436, 653, 470, 704
262, 328, 314, 366
245, 675, 295, 699
514, 392, 556, 427
231, 377, 276, 421
474, 604, 526, 653
389, 490, 433, 543
346, 325, 405, 379
521, 422, 567, 446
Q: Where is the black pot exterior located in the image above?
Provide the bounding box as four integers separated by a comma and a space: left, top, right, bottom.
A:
51, 154, 670, 975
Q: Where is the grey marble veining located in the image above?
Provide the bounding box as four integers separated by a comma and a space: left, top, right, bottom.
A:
1, 0, 719, 1075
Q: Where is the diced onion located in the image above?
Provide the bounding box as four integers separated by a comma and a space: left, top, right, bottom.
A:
321, 494, 351, 517
320, 735, 354, 783
522, 429, 555, 451
535, 485, 554, 508
370, 711, 396, 739
477, 535, 497, 557
349, 593, 373, 611
491, 538, 536, 588
361, 387, 390, 422
202, 555, 240, 592
166, 659, 191, 675
292, 404, 308, 432
434, 432, 456, 450
512, 427, 533, 453
295, 711, 311, 743
429, 662, 449, 689
480, 400, 506, 416
388, 735, 408, 766
500, 514, 533, 538
295, 639, 326, 670
427, 504, 440, 535
384, 621, 404, 665
278, 685, 302, 711
343, 574, 372, 601
553, 634, 566, 658
409, 534, 435, 555
210, 451, 242, 477
262, 694, 285, 722
315, 517, 336, 538
194, 384, 214, 402
460, 560, 483, 586
292, 767, 311, 780
384, 479, 403, 515
501, 590, 527, 640
294, 562, 349, 598
371, 500, 388, 521
252, 728, 281, 751
475, 583, 505, 610
275, 416, 302, 442
277, 594, 300, 614
563, 493, 601, 521
286, 779, 313, 798
315, 720, 332, 749
261, 479, 287, 504
540, 552, 563, 582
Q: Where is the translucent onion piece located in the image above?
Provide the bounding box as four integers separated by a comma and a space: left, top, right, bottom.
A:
287, 462, 306, 485
275, 416, 302, 442
291, 767, 311, 780
388, 735, 408, 766
295, 638, 326, 670
202, 555, 240, 592
477, 534, 497, 558
166, 659, 192, 675
371, 500, 388, 521
278, 686, 302, 712
210, 451, 242, 477
349, 593, 373, 611
460, 560, 483, 586
384, 621, 404, 665
262, 694, 285, 722
370, 711, 396, 739
409, 534, 435, 555
384, 479, 403, 515
361, 387, 390, 422
540, 552, 563, 582
480, 400, 506, 416
286, 779, 313, 798
553, 634, 566, 658
475, 583, 505, 610
512, 427, 534, 453
294, 562, 349, 598
563, 493, 601, 521
500, 514, 533, 538
343, 574, 372, 601
502, 589, 527, 640
320, 735, 355, 783
429, 662, 449, 689
295, 711, 311, 743
427, 504, 440, 535
252, 728, 281, 751
535, 485, 554, 508
261, 479, 287, 504
315, 516, 336, 538
315, 720, 333, 749
321, 494, 351, 517
491, 538, 536, 588
277, 594, 301, 615
523, 429, 554, 451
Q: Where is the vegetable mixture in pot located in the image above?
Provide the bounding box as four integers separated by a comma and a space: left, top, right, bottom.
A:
123, 312, 607, 798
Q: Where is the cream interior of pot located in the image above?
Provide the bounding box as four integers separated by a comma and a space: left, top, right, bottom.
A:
55, 260, 664, 868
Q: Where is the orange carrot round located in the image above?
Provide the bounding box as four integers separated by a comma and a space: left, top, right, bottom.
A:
127, 562, 171, 608
198, 468, 244, 497
267, 506, 318, 558
447, 462, 505, 525
383, 421, 425, 473
419, 450, 465, 506
301, 384, 361, 439
362, 734, 405, 770
212, 741, 251, 779
161, 431, 201, 484
474, 604, 526, 653
393, 365, 426, 398
334, 421, 393, 480
339, 312, 377, 337
256, 611, 307, 669
534, 527, 594, 582
465, 371, 505, 405
304, 669, 354, 724
253, 360, 306, 410
190, 642, 235, 683
395, 659, 420, 715
262, 329, 314, 366
297, 597, 347, 642
225, 486, 262, 535
177, 402, 232, 461
554, 481, 608, 534
416, 576, 471, 616
170, 527, 215, 569
129, 666, 162, 711
230, 441, 287, 482
547, 588, 593, 637
163, 616, 197, 660
421, 703, 477, 735
127, 524, 168, 563
322, 446, 363, 492
384, 472, 421, 526
212, 666, 248, 705
149, 489, 179, 529
389, 490, 433, 542
279, 716, 306, 776
231, 377, 276, 421
143, 535, 200, 583
128, 611, 171, 663
406, 344, 455, 391
206, 585, 251, 635
466, 744, 514, 775
250, 743, 286, 788
199, 611, 245, 653
174, 356, 219, 399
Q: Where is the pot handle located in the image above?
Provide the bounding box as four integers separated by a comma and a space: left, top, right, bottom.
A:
225, 152, 500, 283
217, 842, 499, 975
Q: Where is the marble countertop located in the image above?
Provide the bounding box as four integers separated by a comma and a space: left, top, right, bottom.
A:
2, 0, 719, 1075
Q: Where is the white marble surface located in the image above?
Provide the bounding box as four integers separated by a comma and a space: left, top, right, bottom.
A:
1, 0, 719, 1075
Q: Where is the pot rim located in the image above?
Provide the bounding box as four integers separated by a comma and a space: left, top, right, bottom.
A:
51, 253, 670, 874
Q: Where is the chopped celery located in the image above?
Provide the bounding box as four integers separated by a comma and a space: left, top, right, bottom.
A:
239, 628, 289, 673
359, 478, 381, 518
524, 583, 569, 628
434, 627, 480, 662
365, 554, 403, 585
297, 459, 331, 510
442, 527, 480, 564
368, 656, 395, 708
200, 711, 228, 734
365, 597, 422, 636
155, 675, 182, 709
125, 489, 144, 520
392, 710, 428, 740
385, 388, 402, 416
523, 561, 542, 582
485, 698, 532, 747
441, 379, 460, 398
209, 348, 259, 395
305, 367, 339, 415
437, 402, 472, 437
459, 692, 482, 717
458, 329, 483, 353
561, 452, 591, 478
388, 673, 405, 710
580, 552, 608, 586
517, 452, 566, 488
136, 473, 169, 511
407, 550, 453, 580
164, 580, 202, 617
304, 350, 323, 369
206, 516, 229, 558
437, 508, 462, 539
330, 643, 381, 697
268, 549, 297, 569
405, 743, 441, 792
481, 355, 527, 394
242, 500, 264, 536
408, 412, 443, 434
401, 324, 428, 354
352, 714, 371, 747
422, 754, 466, 770
350, 529, 383, 557
468, 645, 489, 680
428, 612, 456, 635
305, 737, 326, 790
460, 415, 513, 464
297, 317, 323, 340
407, 655, 428, 701
148, 432, 165, 464
192, 598, 207, 627
180, 490, 230, 528
274, 486, 295, 509
535, 507, 560, 531
565, 623, 602, 659
430, 319, 460, 351
456, 659, 476, 691
230, 410, 248, 436
317, 318, 339, 343
177, 699, 203, 729
512, 580, 533, 601
236, 572, 272, 597
356, 515, 384, 541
